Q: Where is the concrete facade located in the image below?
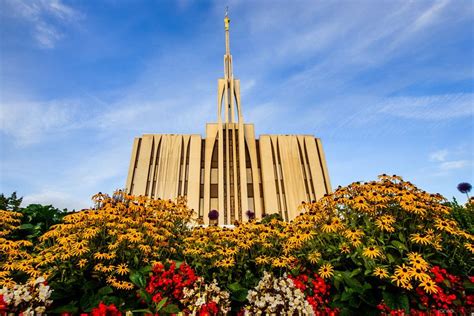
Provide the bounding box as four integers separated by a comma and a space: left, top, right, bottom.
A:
126, 14, 331, 224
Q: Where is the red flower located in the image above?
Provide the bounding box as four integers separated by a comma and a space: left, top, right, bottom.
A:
91, 302, 121, 316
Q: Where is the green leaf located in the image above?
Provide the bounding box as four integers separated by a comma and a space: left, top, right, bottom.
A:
161, 304, 181, 313
386, 253, 396, 263
350, 268, 361, 278
334, 278, 341, 291
97, 286, 113, 296
131, 309, 153, 313
383, 291, 409, 312
398, 232, 406, 242
130, 271, 146, 288
231, 289, 248, 302
341, 289, 353, 302
19, 223, 35, 230
228, 282, 245, 292
391, 240, 407, 252
49, 304, 79, 313
342, 271, 362, 289
139, 265, 152, 275
382, 291, 397, 310
463, 280, 474, 290
399, 294, 409, 312
156, 297, 168, 311
174, 260, 183, 269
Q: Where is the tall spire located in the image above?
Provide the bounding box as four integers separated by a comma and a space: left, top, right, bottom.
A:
217, 9, 242, 124
224, 8, 232, 80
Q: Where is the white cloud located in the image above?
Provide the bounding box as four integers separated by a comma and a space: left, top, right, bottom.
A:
3, 0, 81, 49
23, 189, 90, 211
0, 99, 82, 146
378, 93, 473, 120
439, 160, 471, 171
430, 149, 448, 162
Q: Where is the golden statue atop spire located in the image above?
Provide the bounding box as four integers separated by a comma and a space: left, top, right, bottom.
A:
224, 7, 230, 31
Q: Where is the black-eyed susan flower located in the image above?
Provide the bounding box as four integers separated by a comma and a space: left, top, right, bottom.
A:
373, 267, 389, 278
255, 255, 270, 265
343, 228, 364, 240
350, 237, 362, 247
271, 257, 288, 268
339, 243, 351, 254
408, 252, 429, 271
216, 257, 235, 268
464, 242, 474, 254
409, 267, 429, 282
434, 218, 457, 234
78, 259, 88, 268
362, 246, 382, 259
307, 251, 321, 264
394, 264, 411, 279
116, 263, 129, 276
419, 278, 438, 294
375, 215, 395, 233
318, 263, 334, 279
410, 233, 432, 245
391, 274, 411, 288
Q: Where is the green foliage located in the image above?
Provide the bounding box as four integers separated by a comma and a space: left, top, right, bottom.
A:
449, 198, 474, 234
0, 192, 23, 212
14, 204, 67, 242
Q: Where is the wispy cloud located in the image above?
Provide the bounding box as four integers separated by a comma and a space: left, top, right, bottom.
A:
430, 149, 449, 162
0, 99, 83, 146
439, 160, 470, 171
3, 0, 81, 48
378, 93, 473, 120
428, 147, 472, 177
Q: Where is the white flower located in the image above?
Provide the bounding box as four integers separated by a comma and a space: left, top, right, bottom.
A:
244, 271, 314, 316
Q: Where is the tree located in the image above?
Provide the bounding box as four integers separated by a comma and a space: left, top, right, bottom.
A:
0, 192, 23, 212
13, 204, 67, 241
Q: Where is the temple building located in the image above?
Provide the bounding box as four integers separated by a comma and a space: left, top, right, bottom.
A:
126, 14, 331, 224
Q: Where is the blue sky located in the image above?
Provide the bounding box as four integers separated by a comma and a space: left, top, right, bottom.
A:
0, 0, 473, 210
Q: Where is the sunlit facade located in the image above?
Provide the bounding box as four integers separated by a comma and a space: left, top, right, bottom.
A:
126, 14, 331, 224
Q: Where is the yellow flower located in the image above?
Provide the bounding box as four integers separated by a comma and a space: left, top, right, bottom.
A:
94, 252, 110, 260
116, 263, 129, 276
287, 235, 305, 247
419, 278, 438, 294
2, 261, 15, 271
339, 243, 351, 254
343, 228, 364, 239
112, 280, 134, 290
321, 222, 337, 233
255, 255, 270, 265
216, 257, 235, 268
307, 251, 321, 264
373, 267, 389, 279
318, 263, 334, 279
465, 242, 474, 254
271, 257, 288, 268
78, 259, 88, 268
410, 233, 432, 246
220, 247, 238, 256
102, 265, 115, 273
375, 215, 395, 233
350, 237, 362, 247
434, 218, 456, 234
362, 246, 382, 259
391, 274, 411, 288
409, 267, 429, 282
394, 264, 411, 279
408, 252, 429, 271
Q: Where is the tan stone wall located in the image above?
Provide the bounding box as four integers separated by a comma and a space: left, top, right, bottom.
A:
126, 131, 331, 223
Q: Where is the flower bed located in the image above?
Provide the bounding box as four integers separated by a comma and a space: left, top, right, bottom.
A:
1, 175, 473, 315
